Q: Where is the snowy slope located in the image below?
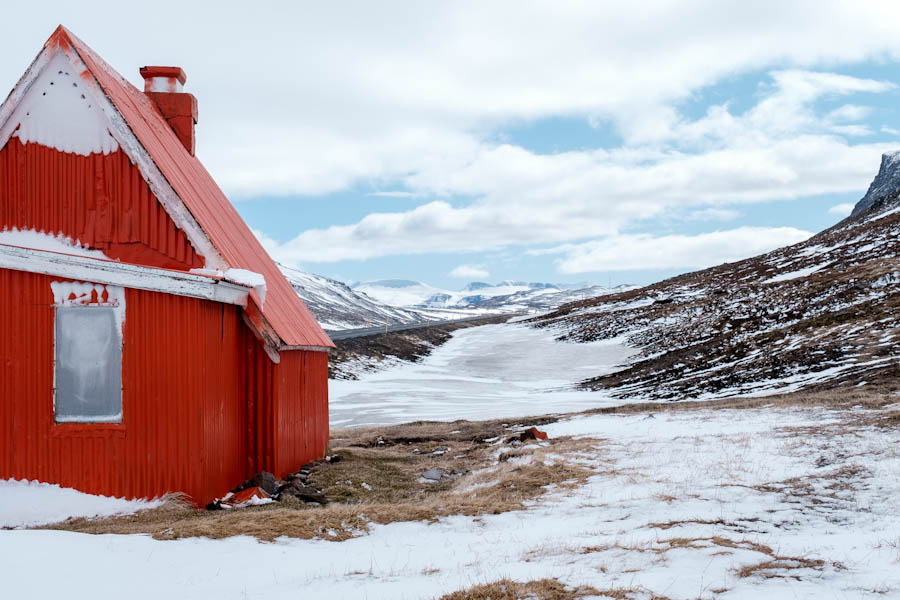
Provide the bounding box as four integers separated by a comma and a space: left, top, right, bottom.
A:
279, 267, 431, 330
533, 151, 900, 400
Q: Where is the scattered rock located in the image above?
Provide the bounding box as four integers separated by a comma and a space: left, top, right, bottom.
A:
432, 446, 449, 455
278, 480, 327, 504
251, 471, 278, 495
421, 469, 444, 481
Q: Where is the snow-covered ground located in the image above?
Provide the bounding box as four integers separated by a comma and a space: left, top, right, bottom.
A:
0, 478, 161, 528
330, 323, 638, 427
3, 406, 900, 598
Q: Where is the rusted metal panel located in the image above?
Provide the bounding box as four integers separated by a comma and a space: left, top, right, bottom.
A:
0, 137, 203, 270
0, 268, 248, 504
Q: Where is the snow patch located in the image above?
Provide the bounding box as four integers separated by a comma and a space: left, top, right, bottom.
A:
3, 53, 118, 156
51, 280, 126, 337
224, 268, 267, 307
0, 478, 161, 528
764, 262, 831, 283
0, 227, 110, 259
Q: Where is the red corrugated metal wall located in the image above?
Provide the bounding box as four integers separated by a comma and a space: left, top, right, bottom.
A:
0, 268, 247, 504
0, 138, 203, 270
239, 347, 329, 478
271, 350, 330, 476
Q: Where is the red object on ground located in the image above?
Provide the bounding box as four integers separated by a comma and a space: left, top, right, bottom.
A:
520, 427, 549, 442
225, 486, 271, 507
0, 26, 333, 506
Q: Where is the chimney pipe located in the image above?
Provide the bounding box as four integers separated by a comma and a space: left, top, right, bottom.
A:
139, 66, 197, 155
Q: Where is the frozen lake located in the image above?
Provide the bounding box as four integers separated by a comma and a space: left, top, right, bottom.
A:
329, 322, 637, 427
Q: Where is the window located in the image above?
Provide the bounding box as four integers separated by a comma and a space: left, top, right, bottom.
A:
54, 306, 122, 423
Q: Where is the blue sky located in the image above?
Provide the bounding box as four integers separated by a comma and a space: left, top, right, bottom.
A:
2, 2, 899, 290
237, 62, 900, 288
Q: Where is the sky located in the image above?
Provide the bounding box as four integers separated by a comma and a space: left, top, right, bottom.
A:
1, 2, 899, 289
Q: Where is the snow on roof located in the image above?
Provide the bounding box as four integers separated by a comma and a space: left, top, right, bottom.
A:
0, 26, 332, 351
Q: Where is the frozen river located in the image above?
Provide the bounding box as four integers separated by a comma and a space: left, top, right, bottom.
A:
329, 322, 637, 427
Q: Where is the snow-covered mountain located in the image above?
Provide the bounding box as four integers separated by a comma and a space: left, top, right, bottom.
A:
281, 266, 626, 330
279, 267, 430, 330
352, 279, 623, 311
533, 151, 900, 400
280, 267, 490, 330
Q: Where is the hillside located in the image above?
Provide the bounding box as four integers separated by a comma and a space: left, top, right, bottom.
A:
532, 152, 900, 400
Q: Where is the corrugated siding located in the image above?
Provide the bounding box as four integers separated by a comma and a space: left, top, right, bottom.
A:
0, 268, 247, 504
0, 137, 203, 270
271, 350, 330, 476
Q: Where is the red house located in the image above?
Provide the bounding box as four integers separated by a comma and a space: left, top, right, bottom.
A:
0, 27, 334, 505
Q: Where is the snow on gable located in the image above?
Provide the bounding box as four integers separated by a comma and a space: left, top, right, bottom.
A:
0, 227, 110, 259
1, 52, 118, 156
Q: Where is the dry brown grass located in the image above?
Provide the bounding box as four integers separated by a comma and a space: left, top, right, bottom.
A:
736, 557, 827, 579
43, 417, 597, 542
433, 578, 605, 600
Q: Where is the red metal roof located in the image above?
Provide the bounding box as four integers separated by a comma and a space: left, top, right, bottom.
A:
50, 27, 333, 350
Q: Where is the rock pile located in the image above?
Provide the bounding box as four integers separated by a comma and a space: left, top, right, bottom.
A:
206, 457, 342, 510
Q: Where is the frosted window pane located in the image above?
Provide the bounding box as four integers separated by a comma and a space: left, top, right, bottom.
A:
55, 307, 122, 423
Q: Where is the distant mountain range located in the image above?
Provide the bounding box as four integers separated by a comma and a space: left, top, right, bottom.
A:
533, 150, 900, 400
281, 266, 627, 330
352, 279, 628, 311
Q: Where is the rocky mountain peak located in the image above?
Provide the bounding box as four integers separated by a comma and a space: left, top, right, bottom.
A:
851, 150, 900, 217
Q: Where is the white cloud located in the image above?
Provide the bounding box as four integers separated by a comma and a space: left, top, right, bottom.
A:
449, 264, 490, 279
827, 104, 872, 122
828, 203, 856, 217
3, 2, 896, 199
254, 64, 895, 265
535, 227, 813, 274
